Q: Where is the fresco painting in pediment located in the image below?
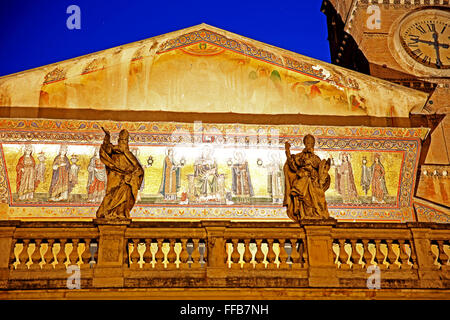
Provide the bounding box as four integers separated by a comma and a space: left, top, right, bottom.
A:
145, 42, 354, 115
127, 46, 149, 108
39, 67, 67, 108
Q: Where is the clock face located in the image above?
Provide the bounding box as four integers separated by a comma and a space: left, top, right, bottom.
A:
395, 9, 450, 76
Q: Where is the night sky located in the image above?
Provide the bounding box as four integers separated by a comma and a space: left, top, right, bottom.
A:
0, 0, 331, 77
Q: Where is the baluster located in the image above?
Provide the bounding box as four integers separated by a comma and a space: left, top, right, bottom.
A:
191, 239, 201, 268
9, 238, 17, 270
278, 239, 288, 269
198, 240, 205, 267
430, 242, 441, 269
373, 240, 385, 269
338, 239, 350, 269
386, 240, 398, 269
350, 240, 361, 268
369, 241, 378, 266
130, 239, 141, 269
398, 239, 410, 269
437, 240, 449, 269
69, 239, 80, 266
150, 240, 157, 268
91, 241, 98, 267
243, 239, 253, 269
408, 240, 418, 269
290, 239, 301, 269
92, 241, 98, 266
199, 241, 206, 267
56, 239, 67, 269
81, 239, 91, 269
142, 239, 152, 269
332, 240, 340, 267
202, 240, 208, 265
44, 239, 56, 270
254, 239, 265, 269
179, 239, 189, 269
237, 241, 245, 268
167, 239, 177, 269
154, 239, 165, 269
266, 239, 276, 269
224, 240, 231, 267
18, 239, 30, 270
231, 239, 240, 269
380, 241, 390, 269
30, 239, 42, 270
344, 241, 353, 269
355, 240, 365, 268
392, 240, 402, 269
362, 240, 374, 268
443, 242, 450, 266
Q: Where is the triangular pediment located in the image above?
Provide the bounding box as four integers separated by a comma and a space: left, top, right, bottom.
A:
0, 24, 429, 117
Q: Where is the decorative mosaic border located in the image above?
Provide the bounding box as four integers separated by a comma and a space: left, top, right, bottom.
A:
6, 206, 290, 221
0, 146, 9, 204
6, 205, 416, 223
330, 207, 415, 223
0, 119, 429, 139
414, 200, 450, 224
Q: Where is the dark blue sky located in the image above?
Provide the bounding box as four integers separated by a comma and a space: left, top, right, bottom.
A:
0, 0, 331, 77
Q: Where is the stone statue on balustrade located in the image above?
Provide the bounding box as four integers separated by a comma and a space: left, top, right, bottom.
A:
283, 134, 332, 222
95, 127, 144, 223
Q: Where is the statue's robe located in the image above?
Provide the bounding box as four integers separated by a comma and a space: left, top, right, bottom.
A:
96, 142, 144, 219
283, 150, 330, 220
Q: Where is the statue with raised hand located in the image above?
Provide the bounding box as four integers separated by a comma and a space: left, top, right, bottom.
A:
96, 127, 144, 221
283, 134, 331, 222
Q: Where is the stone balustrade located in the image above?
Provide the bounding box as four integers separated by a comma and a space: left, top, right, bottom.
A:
0, 221, 98, 289
223, 227, 308, 270
0, 220, 448, 292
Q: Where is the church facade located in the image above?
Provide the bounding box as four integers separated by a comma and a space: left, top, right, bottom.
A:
0, 1, 448, 299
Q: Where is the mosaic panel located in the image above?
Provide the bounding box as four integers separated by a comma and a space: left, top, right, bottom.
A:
0, 119, 428, 222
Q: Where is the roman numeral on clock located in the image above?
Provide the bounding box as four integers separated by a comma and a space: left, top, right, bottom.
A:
441, 24, 447, 34
422, 55, 431, 64
416, 25, 426, 34
412, 48, 422, 57
427, 23, 436, 32
408, 35, 419, 47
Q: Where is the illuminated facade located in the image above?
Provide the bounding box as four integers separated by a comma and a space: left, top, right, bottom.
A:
0, 2, 448, 299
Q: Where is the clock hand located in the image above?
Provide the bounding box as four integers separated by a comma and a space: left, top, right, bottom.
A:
416, 38, 450, 48
432, 32, 443, 68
